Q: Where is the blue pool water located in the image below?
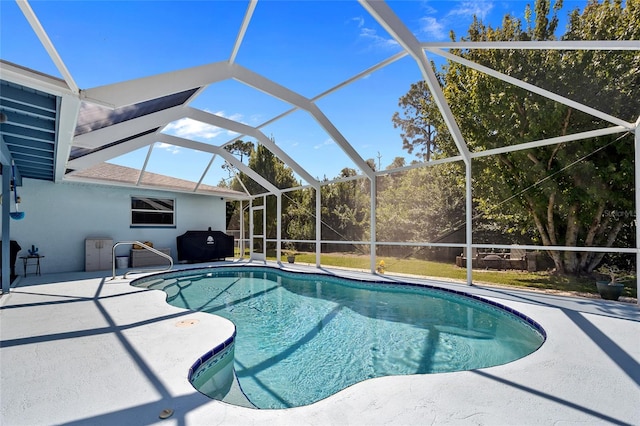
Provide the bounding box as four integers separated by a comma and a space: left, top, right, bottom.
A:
133, 266, 545, 409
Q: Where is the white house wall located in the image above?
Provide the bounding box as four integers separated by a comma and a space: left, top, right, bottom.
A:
1, 179, 227, 274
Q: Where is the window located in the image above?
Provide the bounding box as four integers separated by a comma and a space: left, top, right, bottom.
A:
131, 197, 175, 227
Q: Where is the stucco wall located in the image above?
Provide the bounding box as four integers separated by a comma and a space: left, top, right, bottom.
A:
1, 179, 228, 274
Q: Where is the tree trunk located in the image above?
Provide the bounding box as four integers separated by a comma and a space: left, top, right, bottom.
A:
547, 192, 558, 245
563, 203, 580, 273
578, 202, 606, 271
526, 194, 564, 272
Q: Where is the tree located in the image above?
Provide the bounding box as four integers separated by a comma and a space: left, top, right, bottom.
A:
376, 163, 466, 246
320, 168, 370, 251
227, 139, 299, 241
396, 0, 639, 274
221, 139, 256, 228
222, 139, 254, 178
562, 0, 640, 123
282, 187, 316, 243
392, 80, 447, 162
224, 139, 254, 162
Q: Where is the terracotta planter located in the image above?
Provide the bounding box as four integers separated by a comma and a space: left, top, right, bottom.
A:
596, 280, 624, 301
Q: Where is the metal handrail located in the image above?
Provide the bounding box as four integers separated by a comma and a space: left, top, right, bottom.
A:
111, 241, 173, 280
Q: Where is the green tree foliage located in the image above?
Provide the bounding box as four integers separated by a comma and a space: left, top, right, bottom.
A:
320, 168, 371, 251
221, 139, 255, 227
388, 80, 468, 253
283, 169, 375, 252
392, 80, 446, 162
281, 170, 373, 252
224, 141, 374, 252
282, 187, 316, 242
224, 139, 254, 162
562, 0, 640, 122
221, 139, 254, 179
395, 0, 639, 274
376, 163, 466, 245
227, 140, 299, 239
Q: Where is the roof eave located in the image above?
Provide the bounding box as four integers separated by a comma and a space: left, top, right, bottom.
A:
62, 175, 249, 200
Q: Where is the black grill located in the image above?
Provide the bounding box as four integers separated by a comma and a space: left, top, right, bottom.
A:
176, 228, 234, 263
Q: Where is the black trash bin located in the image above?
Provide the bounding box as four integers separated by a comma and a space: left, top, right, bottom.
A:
0, 240, 22, 281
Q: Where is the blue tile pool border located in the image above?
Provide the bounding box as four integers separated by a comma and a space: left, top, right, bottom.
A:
187, 331, 237, 382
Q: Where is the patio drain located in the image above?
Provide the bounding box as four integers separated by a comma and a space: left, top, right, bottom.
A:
159, 408, 174, 419
175, 319, 199, 328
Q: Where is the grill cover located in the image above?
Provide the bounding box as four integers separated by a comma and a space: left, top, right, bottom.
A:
176, 229, 234, 262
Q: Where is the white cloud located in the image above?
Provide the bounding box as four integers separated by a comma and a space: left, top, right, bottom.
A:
248, 113, 264, 125
155, 142, 181, 154
419, 16, 447, 40
314, 139, 335, 150
359, 27, 399, 50
416, 1, 495, 41
224, 111, 244, 122
350, 15, 398, 51
447, 1, 494, 20
162, 110, 243, 141
163, 117, 224, 140
351, 16, 365, 28
421, 3, 438, 16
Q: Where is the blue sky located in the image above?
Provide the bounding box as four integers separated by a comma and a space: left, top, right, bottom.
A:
1, 0, 588, 188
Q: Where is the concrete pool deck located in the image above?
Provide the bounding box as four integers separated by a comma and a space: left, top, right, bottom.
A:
1, 260, 639, 425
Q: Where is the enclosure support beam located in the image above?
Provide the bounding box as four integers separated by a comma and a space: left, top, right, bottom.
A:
263, 196, 267, 261
316, 187, 321, 268
17, 0, 79, 94
1, 163, 11, 294
229, 0, 257, 64
240, 200, 245, 259
361, 0, 474, 284
466, 161, 473, 285
635, 116, 640, 305
360, 0, 471, 162
249, 199, 254, 257
371, 178, 377, 274
277, 194, 282, 262
428, 48, 633, 129
54, 95, 80, 183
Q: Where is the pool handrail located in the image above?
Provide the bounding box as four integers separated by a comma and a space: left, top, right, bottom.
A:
111, 241, 173, 280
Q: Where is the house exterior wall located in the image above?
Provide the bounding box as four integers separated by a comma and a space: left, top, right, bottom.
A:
1, 179, 228, 274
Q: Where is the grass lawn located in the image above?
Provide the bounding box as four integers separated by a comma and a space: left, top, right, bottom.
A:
284, 252, 637, 300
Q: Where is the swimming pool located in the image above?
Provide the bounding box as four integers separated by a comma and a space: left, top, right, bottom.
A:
132, 266, 545, 409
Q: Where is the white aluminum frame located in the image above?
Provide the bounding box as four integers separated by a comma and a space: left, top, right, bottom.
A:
4, 0, 638, 302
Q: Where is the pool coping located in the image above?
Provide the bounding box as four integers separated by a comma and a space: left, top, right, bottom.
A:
1, 259, 639, 425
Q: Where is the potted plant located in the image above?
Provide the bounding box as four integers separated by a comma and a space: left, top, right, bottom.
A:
595, 264, 630, 301
284, 243, 297, 264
